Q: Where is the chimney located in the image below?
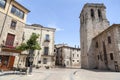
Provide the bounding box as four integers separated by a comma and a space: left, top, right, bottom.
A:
75, 45, 76, 48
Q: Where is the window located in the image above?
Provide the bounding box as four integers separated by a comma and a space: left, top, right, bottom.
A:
110, 53, 114, 60
43, 58, 47, 64
38, 60, 41, 64
73, 54, 74, 57
11, 6, 24, 19
45, 34, 49, 41
5, 33, 15, 47
108, 36, 111, 44
98, 9, 102, 18
10, 20, 17, 29
97, 55, 99, 60
72, 60, 74, 62
0, 0, 6, 8
91, 9, 94, 18
96, 42, 98, 48
77, 60, 79, 62
77, 54, 79, 57
44, 47, 49, 55
54, 49, 56, 52
67, 61, 69, 65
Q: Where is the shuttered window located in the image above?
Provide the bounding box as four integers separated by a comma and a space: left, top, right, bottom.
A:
5, 33, 15, 46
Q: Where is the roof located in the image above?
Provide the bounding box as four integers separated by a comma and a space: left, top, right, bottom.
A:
80, 3, 106, 17
84, 3, 106, 8
14, 0, 30, 13
31, 24, 43, 27
31, 24, 56, 31
93, 24, 120, 40
56, 45, 80, 50
25, 24, 56, 31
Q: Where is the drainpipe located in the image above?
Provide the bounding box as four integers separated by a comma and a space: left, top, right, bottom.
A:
0, 0, 13, 37
36, 27, 42, 66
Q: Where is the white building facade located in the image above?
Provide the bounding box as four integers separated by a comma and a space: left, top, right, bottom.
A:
55, 44, 81, 68
22, 24, 56, 68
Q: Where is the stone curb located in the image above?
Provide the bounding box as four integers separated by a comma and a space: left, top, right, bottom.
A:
0, 71, 26, 76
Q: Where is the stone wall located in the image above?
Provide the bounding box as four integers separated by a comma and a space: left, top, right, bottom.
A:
93, 24, 120, 71
80, 3, 109, 69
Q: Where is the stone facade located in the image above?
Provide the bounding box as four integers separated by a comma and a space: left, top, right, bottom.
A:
80, 3, 109, 69
93, 24, 120, 71
22, 24, 56, 68
0, 0, 29, 70
80, 3, 120, 72
55, 44, 81, 68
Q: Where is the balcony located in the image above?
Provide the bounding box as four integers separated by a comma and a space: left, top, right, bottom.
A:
44, 39, 50, 42
2, 45, 15, 49
41, 54, 54, 57
1, 45, 21, 53
43, 40, 50, 46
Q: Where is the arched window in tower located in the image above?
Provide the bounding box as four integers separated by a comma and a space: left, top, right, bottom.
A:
98, 9, 102, 18
90, 9, 94, 18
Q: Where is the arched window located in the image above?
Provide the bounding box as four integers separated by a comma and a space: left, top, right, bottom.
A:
98, 9, 102, 18
110, 53, 114, 60
91, 9, 94, 18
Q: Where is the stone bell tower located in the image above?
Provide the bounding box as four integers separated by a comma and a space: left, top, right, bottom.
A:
80, 3, 109, 69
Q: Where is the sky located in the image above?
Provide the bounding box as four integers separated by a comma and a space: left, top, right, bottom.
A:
16, 0, 120, 47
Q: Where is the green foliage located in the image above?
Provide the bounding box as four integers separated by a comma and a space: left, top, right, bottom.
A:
16, 33, 41, 51
16, 43, 28, 51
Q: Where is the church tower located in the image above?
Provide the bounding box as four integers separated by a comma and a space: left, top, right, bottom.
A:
80, 3, 109, 68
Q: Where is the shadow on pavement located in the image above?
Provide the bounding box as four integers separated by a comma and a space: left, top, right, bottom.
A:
81, 69, 120, 73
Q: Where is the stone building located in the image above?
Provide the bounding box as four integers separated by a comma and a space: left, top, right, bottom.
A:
0, 0, 30, 70
80, 3, 120, 71
55, 44, 68, 66
55, 44, 81, 68
80, 3, 109, 69
21, 24, 56, 68
93, 24, 120, 71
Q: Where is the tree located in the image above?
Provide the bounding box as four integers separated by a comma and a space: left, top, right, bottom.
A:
16, 33, 41, 74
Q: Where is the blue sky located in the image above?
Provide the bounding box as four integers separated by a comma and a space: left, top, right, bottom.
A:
16, 0, 120, 47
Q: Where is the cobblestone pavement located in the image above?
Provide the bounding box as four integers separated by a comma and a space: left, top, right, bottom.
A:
0, 68, 120, 80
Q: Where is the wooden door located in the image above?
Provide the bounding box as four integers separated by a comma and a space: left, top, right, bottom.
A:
8, 56, 15, 70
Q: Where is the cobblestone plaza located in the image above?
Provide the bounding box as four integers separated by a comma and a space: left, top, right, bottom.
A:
0, 68, 120, 80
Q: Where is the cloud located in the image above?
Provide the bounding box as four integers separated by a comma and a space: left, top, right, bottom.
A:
47, 24, 64, 31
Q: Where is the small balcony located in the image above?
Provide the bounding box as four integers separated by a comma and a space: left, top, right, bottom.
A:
44, 39, 50, 42
1, 45, 15, 49
41, 53, 54, 57
43, 40, 50, 46
1, 45, 21, 53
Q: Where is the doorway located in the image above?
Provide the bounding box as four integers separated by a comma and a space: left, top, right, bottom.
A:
0, 56, 9, 70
